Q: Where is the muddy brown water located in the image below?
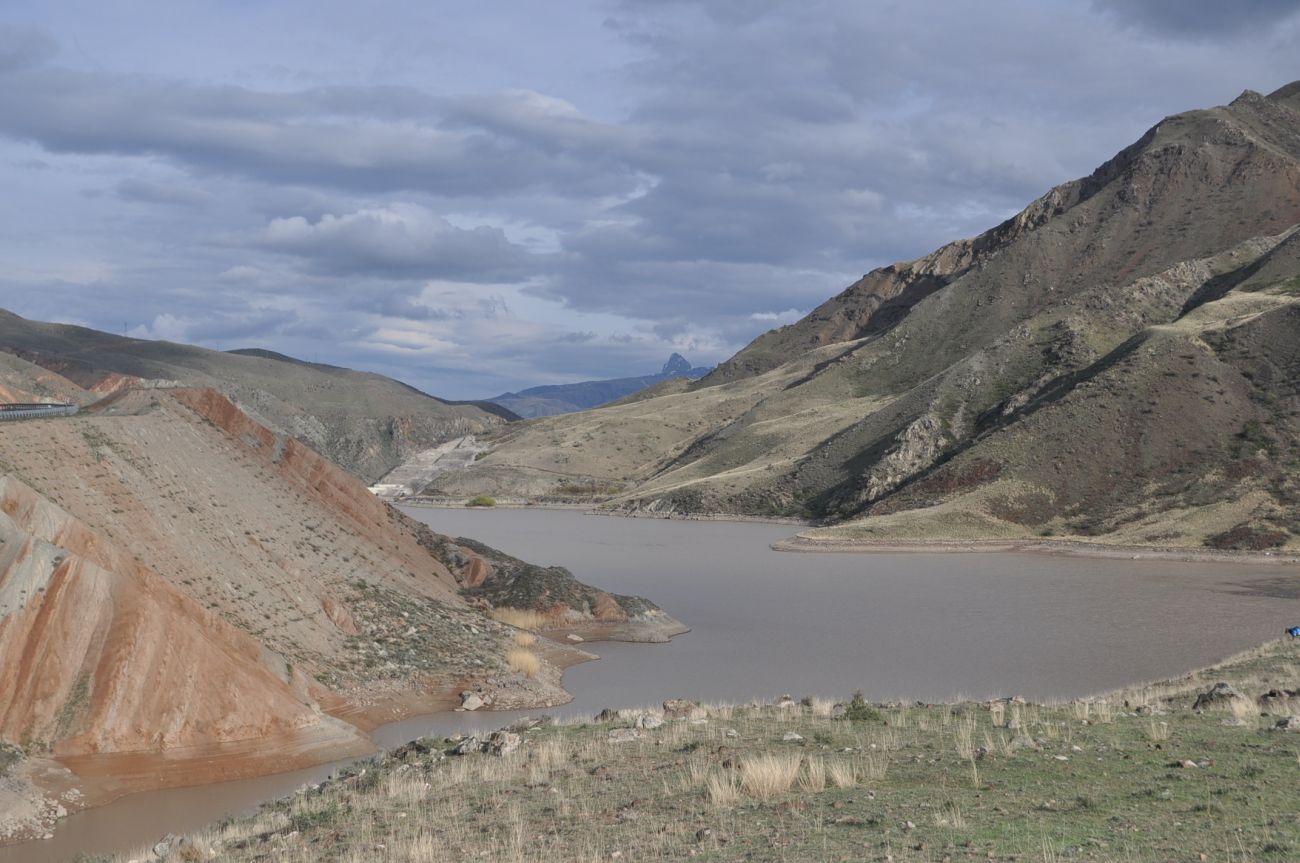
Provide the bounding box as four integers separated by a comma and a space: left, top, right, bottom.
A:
6, 508, 1300, 862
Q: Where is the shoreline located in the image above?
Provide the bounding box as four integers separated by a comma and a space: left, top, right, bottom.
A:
401, 499, 1300, 564
772, 534, 1300, 566
400, 497, 809, 526
0, 618, 684, 853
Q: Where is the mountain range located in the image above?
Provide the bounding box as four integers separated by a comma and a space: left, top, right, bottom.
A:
487, 353, 713, 418
434, 82, 1300, 552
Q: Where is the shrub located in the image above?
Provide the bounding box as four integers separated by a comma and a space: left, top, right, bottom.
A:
466, 495, 497, 507
844, 690, 882, 723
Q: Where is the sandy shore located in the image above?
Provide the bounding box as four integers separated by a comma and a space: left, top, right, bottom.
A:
773, 534, 1300, 566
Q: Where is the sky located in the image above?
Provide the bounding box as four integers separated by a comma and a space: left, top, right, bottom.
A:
0, 1, 1297, 399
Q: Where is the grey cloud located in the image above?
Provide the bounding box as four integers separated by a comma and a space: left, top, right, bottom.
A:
1092, 0, 1300, 37
0, 70, 643, 199
0, 25, 56, 74
115, 178, 210, 207
257, 203, 546, 281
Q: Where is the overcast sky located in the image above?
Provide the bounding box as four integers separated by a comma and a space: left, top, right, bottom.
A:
0, 1, 1297, 398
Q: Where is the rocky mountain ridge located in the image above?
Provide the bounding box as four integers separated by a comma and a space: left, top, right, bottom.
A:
435, 82, 1300, 551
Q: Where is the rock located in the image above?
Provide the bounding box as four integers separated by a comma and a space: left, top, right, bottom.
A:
1007, 735, 1039, 752
485, 731, 521, 756
153, 834, 178, 859
663, 699, 706, 720
1192, 682, 1244, 710
460, 691, 486, 711
608, 728, 642, 744
782, 732, 805, 743
566, 633, 584, 642
453, 736, 482, 756
1273, 715, 1300, 732
636, 714, 665, 730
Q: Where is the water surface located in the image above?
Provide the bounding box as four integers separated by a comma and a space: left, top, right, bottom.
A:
5, 508, 1297, 863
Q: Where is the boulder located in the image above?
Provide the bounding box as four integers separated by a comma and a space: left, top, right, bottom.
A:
565, 633, 585, 642
636, 714, 665, 730
453, 736, 482, 756
485, 731, 521, 756
1273, 715, 1300, 732
460, 691, 487, 711
152, 835, 178, 860
663, 699, 706, 720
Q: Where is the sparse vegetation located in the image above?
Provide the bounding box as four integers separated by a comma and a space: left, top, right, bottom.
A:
489, 607, 548, 630
505, 647, 541, 678
125, 637, 1300, 862
466, 494, 497, 507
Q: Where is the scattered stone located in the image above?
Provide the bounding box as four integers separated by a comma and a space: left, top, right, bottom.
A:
608, 728, 642, 744
782, 732, 805, 743
1192, 682, 1244, 711
663, 699, 707, 720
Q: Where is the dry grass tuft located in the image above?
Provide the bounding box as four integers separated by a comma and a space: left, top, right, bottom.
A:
799, 757, 826, 792
506, 647, 542, 678
512, 631, 538, 648
705, 770, 741, 807
826, 759, 856, 789
490, 607, 548, 630
739, 753, 802, 800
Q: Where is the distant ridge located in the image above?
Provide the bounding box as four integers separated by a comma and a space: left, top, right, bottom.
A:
488, 353, 712, 418
0, 309, 511, 482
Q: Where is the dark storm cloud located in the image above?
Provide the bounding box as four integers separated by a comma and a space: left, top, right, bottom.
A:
1093, 0, 1300, 37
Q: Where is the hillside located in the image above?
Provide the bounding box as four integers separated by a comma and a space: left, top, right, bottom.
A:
432, 83, 1300, 550
488, 353, 712, 418
0, 385, 681, 841
0, 310, 514, 483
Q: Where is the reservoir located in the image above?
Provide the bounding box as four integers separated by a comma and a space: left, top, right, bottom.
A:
5, 508, 1298, 862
